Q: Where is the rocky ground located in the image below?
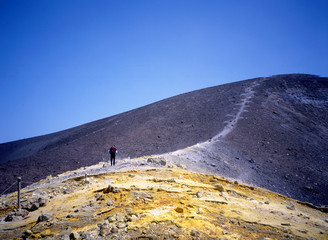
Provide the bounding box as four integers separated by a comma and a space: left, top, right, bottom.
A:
0, 154, 327, 240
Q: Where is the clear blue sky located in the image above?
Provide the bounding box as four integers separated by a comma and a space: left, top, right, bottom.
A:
0, 0, 327, 143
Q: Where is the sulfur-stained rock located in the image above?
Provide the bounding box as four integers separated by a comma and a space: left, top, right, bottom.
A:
210, 178, 217, 183
196, 191, 203, 198
175, 207, 184, 213
127, 215, 138, 222
214, 184, 225, 192
107, 214, 116, 223
197, 207, 204, 214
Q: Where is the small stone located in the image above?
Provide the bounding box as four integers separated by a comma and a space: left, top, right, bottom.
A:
222, 230, 229, 235
16, 209, 29, 217
196, 191, 203, 198
60, 234, 70, 240
30, 203, 40, 211
38, 197, 47, 207
95, 193, 103, 200
116, 212, 125, 222
103, 185, 114, 193
111, 227, 118, 233
143, 197, 152, 203
116, 222, 126, 229
264, 201, 270, 205
175, 207, 184, 213
230, 218, 237, 224
304, 186, 313, 191
107, 199, 114, 206
69, 232, 80, 240
127, 215, 138, 222
325, 219, 328, 223
214, 184, 225, 192
113, 188, 121, 193
107, 214, 116, 223
37, 213, 52, 223
197, 207, 204, 214
160, 160, 166, 166
190, 229, 200, 236
99, 224, 110, 236
281, 223, 291, 226
22, 229, 32, 238
286, 201, 295, 210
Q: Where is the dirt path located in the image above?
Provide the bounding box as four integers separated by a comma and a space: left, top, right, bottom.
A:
212, 80, 260, 140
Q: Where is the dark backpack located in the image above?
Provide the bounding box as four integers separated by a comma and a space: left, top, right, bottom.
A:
110, 146, 116, 154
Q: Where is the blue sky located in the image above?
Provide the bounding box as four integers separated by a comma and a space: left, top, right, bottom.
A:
0, 0, 327, 143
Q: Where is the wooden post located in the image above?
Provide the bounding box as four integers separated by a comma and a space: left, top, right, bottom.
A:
17, 177, 21, 209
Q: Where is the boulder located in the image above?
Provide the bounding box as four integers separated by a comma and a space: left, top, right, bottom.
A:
103, 185, 121, 194
37, 213, 52, 223
30, 203, 40, 211
4, 209, 29, 222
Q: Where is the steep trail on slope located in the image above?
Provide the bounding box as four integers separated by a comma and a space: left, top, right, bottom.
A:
212, 79, 262, 140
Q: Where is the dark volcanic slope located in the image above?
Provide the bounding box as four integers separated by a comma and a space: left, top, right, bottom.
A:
1, 74, 327, 206
208, 74, 328, 206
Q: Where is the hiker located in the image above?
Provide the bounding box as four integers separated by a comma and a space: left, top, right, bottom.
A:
109, 146, 117, 166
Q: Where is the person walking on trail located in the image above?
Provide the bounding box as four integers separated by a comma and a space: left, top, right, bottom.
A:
109, 146, 117, 166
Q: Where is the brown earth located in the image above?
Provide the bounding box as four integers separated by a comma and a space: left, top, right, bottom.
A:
0, 74, 327, 206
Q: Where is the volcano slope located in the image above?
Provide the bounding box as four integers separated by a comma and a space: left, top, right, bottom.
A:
0, 74, 327, 206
